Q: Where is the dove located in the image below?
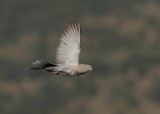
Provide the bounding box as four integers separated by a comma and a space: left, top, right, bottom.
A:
30, 23, 92, 76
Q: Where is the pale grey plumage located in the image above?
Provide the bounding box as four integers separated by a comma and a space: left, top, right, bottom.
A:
31, 23, 92, 76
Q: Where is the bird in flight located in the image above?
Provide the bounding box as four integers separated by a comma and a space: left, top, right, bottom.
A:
30, 23, 92, 76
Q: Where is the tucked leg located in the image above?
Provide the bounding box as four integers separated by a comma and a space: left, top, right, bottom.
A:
74, 71, 79, 76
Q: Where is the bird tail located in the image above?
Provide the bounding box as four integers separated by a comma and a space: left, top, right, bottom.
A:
30, 60, 56, 72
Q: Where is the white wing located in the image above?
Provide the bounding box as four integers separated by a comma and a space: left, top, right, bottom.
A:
56, 23, 80, 67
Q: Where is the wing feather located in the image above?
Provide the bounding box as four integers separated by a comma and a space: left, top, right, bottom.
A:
56, 23, 80, 67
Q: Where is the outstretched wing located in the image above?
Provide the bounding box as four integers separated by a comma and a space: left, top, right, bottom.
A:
56, 23, 81, 67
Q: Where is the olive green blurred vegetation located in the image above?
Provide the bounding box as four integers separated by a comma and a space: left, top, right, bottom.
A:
1, 0, 160, 114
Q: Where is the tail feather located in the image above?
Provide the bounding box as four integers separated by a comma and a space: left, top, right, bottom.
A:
30, 60, 56, 71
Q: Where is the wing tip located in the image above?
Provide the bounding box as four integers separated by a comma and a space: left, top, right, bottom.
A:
67, 22, 80, 26
66, 22, 80, 31
59, 22, 80, 39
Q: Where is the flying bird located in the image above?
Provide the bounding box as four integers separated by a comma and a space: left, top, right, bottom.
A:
30, 23, 92, 76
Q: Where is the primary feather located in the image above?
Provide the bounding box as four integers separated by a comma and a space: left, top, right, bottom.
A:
56, 24, 80, 67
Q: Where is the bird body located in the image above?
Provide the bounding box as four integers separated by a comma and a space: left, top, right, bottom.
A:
31, 23, 92, 76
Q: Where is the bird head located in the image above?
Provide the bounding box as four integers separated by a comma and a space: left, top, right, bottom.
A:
88, 65, 92, 71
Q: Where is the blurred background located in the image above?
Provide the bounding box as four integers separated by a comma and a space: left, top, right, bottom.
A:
0, 0, 160, 114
